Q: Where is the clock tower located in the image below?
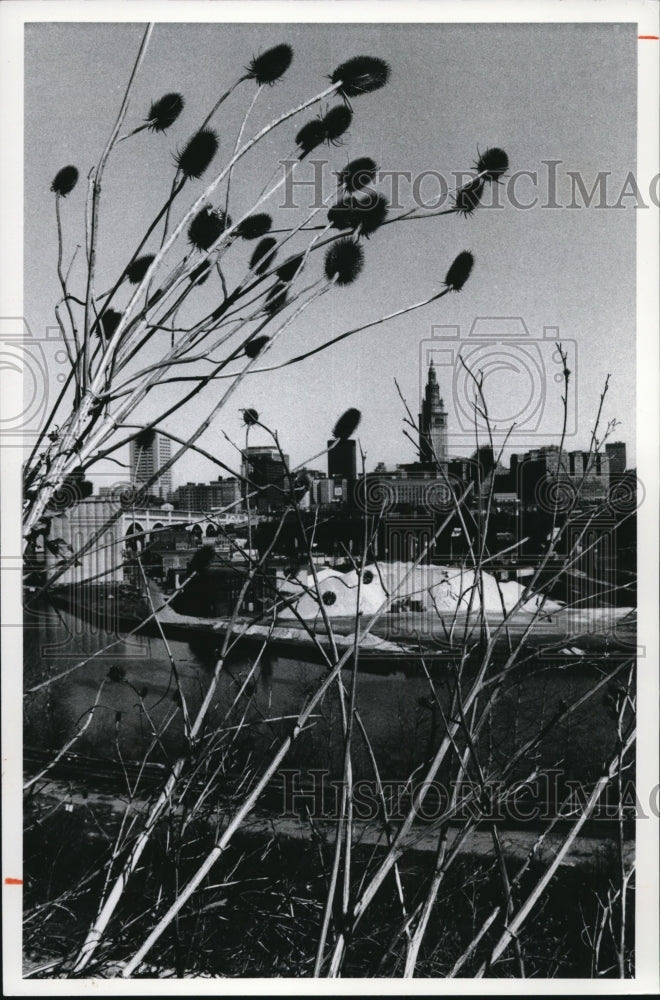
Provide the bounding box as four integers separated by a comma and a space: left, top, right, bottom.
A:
419, 362, 448, 466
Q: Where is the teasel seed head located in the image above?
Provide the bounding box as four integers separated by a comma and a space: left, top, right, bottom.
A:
176, 128, 219, 179
328, 192, 388, 237
236, 213, 273, 240
454, 176, 485, 217
246, 43, 293, 85
324, 238, 364, 286
146, 92, 184, 133
249, 237, 278, 275
98, 309, 123, 339
51, 165, 79, 197
338, 157, 377, 193
444, 251, 475, 292
322, 105, 352, 144
243, 407, 260, 425
245, 335, 270, 358
331, 56, 391, 98
276, 254, 304, 284
188, 206, 230, 251
475, 146, 509, 182
296, 119, 328, 156
126, 255, 155, 284
333, 407, 361, 440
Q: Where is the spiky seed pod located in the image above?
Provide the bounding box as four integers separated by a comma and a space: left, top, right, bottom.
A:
246, 43, 293, 85
331, 56, 391, 98
444, 251, 475, 292
276, 255, 304, 283
327, 192, 388, 237
51, 165, 79, 197
296, 119, 327, 156
176, 128, 219, 179
146, 92, 184, 133
264, 281, 288, 316
475, 146, 509, 181
327, 200, 354, 231
354, 192, 388, 236
249, 237, 278, 275
126, 255, 155, 284
134, 427, 156, 450
189, 260, 212, 285
323, 105, 352, 144
243, 407, 259, 425
236, 213, 273, 240
454, 177, 485, 217
339, 157, 377, 193
333, 407, 361, 440
324, 238, 365, 286
99, 309, 123, 339
245, 335, 270, 358
188, 206, 229, 251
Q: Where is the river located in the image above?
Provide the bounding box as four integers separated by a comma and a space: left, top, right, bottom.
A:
24, 600, 635, 822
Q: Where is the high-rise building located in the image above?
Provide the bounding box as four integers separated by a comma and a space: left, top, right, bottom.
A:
419, 362, 448, 466
327, 438, 357, 480
129, 432, 173, 499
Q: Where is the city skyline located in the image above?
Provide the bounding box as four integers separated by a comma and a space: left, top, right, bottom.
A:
24, 21, 637, 492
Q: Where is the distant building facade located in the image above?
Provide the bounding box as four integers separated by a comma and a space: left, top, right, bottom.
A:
171, 477, 241, 511
241, 446, 290, 513
511, 445, 610, 505
316, 477, 347, 506
605, 441, 627, 477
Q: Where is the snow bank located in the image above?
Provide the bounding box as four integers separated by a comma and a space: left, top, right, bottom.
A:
277, 562, 562, 620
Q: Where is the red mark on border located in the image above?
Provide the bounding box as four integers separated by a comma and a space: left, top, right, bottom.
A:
5, 877, 23, 885
638, 35, 659, 40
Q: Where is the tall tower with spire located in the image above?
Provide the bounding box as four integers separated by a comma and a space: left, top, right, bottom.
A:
419, 362, 448, 466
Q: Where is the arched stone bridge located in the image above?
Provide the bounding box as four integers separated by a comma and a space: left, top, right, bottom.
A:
46, 499, 242, 584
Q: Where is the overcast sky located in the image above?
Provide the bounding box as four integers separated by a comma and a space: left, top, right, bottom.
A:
25, 21, 637, 488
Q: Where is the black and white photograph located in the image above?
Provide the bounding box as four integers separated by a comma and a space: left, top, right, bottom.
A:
2, 0, 659, 991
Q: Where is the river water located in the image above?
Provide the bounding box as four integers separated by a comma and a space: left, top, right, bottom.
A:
24, 601, 634, 819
